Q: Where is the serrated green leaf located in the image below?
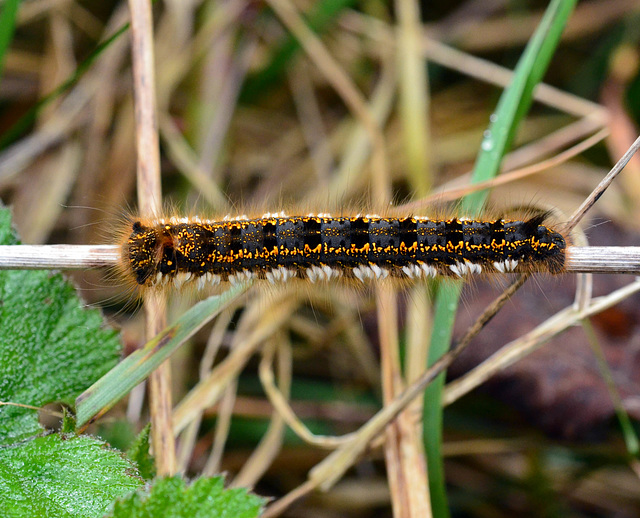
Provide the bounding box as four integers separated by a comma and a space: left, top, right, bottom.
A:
0, 206, 121, 445
105, 475, 265, 518
126, 425, 155, 481
0, 434, 143, 518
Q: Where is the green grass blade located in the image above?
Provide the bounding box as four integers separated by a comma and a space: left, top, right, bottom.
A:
0, 22, 129, 149
423, 279, 462, 516
581, 318, 639, 457
76, 283, 250, 428
0, 0, 20, 81
423, 1, 578, 516
463, 0, 578, 212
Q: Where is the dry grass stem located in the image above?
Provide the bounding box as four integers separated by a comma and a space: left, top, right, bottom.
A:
306, 51, 396, 206
266, 0, 389, 202
202, 381, 237, 477
158, 114, 228, 210
128, 0, 175, 475
300, 275, 536, 500
304, 329, 478, 494
377, 287, 410, 518
406, 127, 609, 207
567, 247, 640, 273
172, 295, 299, 434
259, 332, 356, 449
233, 337, 290, 488
176, 306, 239, 474
1, 245, 640, 274
0, 245, 118, 268
263, 479, 318, 518
340, 11, 607, 119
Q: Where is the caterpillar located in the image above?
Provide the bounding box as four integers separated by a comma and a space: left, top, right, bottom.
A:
117, 212, 567, 290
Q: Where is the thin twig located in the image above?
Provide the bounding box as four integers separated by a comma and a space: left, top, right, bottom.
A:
0, 245, 118, 268
454, 274, 530, 352
566, 134, 640, 233
0, 245, 639, 274
566, 247, 640, 273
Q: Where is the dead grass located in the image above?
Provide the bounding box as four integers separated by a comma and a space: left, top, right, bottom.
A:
2, 1, 640, 516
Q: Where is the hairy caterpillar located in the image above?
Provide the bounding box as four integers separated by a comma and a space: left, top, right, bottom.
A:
116, 212, 567, 290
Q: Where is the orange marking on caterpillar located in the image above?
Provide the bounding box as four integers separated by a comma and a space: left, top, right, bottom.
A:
115, 213, 567, 291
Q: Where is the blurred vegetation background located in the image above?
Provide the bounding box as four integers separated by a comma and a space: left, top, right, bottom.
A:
2, 0, 640, 516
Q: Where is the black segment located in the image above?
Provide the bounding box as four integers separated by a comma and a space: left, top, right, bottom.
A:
544, 226, 566, 273
263, 222, 277, 251
416, 220, 447, 265
445, 219, 463, 249
229, 224, 242, 256
321, 218, 349, 250
210, 224, 230, 274
462, 220, 491, 262
127, 224, 159, 285
240, 223, 263, 270
350, 217, 369, 251
303, 219, 322, 251
504, 221, 532, 260
396, 218, 417, 265
398, 218, 417, 247
158, 245, 177, 276
490, 219, 504, 244
463, 221, 491, 246
276, 218, 305, 267
368, 218, 398, 265
418, 220, 446, 248
504, 221, 527, 244
350, 217, 368, 232
321, 218, 353, 265
261, 221, 278, 269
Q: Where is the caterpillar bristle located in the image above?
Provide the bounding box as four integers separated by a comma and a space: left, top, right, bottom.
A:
113, 212, 568, 294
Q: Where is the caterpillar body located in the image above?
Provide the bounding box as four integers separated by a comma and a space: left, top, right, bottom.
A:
118, 212, 567, 290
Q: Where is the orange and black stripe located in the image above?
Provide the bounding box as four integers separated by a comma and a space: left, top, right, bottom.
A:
123, 214, 566, 287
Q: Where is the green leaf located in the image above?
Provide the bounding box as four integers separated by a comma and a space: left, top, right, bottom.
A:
0, 207, 121, 445
127, 425, 156, 481
106, 475, 265, 518
0, 434, 143, 518
0, 22, 129, 149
